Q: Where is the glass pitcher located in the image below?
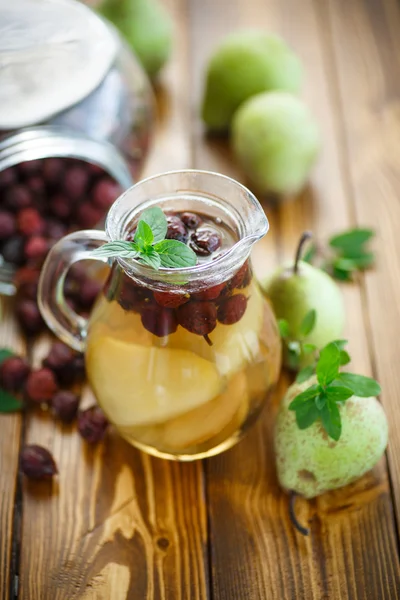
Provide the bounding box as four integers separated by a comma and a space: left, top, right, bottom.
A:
38, 170, 281, 460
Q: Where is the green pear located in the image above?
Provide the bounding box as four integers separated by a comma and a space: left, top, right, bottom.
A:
274, 378, 388, 499
201, 31, 302, 131
232, 91, 320, 195
261, 234, 345, 369
97, 0, 173, 78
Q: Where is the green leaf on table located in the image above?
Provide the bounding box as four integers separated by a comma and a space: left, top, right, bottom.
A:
289, 384, 321, 410
338, 373, 381, 397
295, 400, 320, 429
0, 388, 23, 413
331, 266, 353, 281
278, 319, 290, 339
140, 206, 168, 243
325, 384, 354, 402
295, 365, 315, 384
154, 239, 197, 268
91, 241, 139, 259
299, 309, 317, 337
329, 228, 374, 253
316, 341, 341, 387
134, 220, 154, 248
0, 348, 15, 366
320, 399, 342, 441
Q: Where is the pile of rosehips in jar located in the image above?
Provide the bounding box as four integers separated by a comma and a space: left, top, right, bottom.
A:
0, 158, 122, 336
0, 343, 109, 481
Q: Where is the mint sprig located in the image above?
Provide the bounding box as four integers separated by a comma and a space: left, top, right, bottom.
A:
304, 227, 375, 281
279, 309, 318, 370
288, 340, 381, 441
92, 206, 197, 270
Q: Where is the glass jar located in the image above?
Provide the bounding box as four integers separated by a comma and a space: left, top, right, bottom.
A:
0, 0, 154, 294
38, 171, 282, 460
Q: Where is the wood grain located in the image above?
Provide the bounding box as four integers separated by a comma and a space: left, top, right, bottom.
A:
0, 301, 26, 600
326, 0, 400, 528
189, 0, 400, 597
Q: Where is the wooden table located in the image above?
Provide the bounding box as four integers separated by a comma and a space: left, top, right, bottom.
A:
2, 0, 400, 597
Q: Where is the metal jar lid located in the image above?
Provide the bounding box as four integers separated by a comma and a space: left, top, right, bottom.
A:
0, 0, 118, 129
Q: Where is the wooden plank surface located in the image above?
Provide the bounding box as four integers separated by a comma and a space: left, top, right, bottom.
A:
2, 0, 400, 598
189, 0, 400, 598
0, 303, 25, 600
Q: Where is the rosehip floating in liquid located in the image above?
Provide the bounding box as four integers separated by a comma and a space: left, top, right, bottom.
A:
177, 301, 217, 335
20, 445, 58, 480
217, 294, 248, 325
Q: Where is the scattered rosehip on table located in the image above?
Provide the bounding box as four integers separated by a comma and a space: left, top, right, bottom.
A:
20, 445, 58, 481
78, 406, 109, 443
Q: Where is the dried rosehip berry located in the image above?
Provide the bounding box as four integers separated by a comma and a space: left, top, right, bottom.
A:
63, 165, 88, 199
166, 216, 188, 243
78, 406, 109, 443
19, 160, 42, 176
4, 185, 32, 211
217, 294, 248, 325
43, 158, 64, 184
75, 203, 103, 228
0, 211, 16, 239
177, 301, 217, 335
26, 176, 45, 197
43, 342, 75, 372
24, 236, 49, 261
52, 390, 80, 423
0, 167, 17, 188
0, 356, 30, 392
229, 262, 249, 289
153, 290, 189, 308
17, 208, 44, 237
46, 219, 67, 241
181, 212, 202, 229
20, 445, 58, 480
141, 306, 178, 337
50, 194, 72, 219
189, 230, 221, 256
15, 267, 40, 300
2, 236, 25, 265
192, 283, 225, 301
88, 163, 105, 177
16, 299, 45, 335
25, 368, 59, 403
92, 178, 121, 209
118, 281, 153, 312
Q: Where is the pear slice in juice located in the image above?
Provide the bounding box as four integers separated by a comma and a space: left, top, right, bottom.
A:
86, 335, 222, 426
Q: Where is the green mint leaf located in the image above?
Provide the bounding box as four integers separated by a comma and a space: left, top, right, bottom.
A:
333, 257, 358, 273
316, 341, 341, 387
320, 399, 342, 441
315, 393, 326, 410
92, 241, 140, 259
338, 373, 381, 397
325, 385, 354, 402
278, 319, 290, 338
0, 388, 23, 413
134, 220, 154, 248
140, 206, 168, 243
331, 339, 348, 349
0, 348, 15, 365
329, 228, 374, 253
153, 240, 197, 268
299, 309, 317, 337
296, 365, 315, 384
303, 342, 317, 354
331, 266, 353, 281
302, 243, 316, 264
289, 384, 321, 410
138, 247, 161, 270
340, 350, 351, 366
295, 400, 319, 429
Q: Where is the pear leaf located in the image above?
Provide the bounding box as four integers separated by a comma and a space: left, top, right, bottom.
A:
299, 309, 316, 337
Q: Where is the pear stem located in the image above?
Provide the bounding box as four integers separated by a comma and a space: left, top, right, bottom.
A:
203, 334, 213, 346
289, 491, 310, 536
293, 231, 313, 275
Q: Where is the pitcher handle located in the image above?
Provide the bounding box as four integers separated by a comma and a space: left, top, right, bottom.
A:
38, 230, 109, 352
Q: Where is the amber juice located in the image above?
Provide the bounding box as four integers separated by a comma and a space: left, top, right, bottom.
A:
86, 268, 281, 460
